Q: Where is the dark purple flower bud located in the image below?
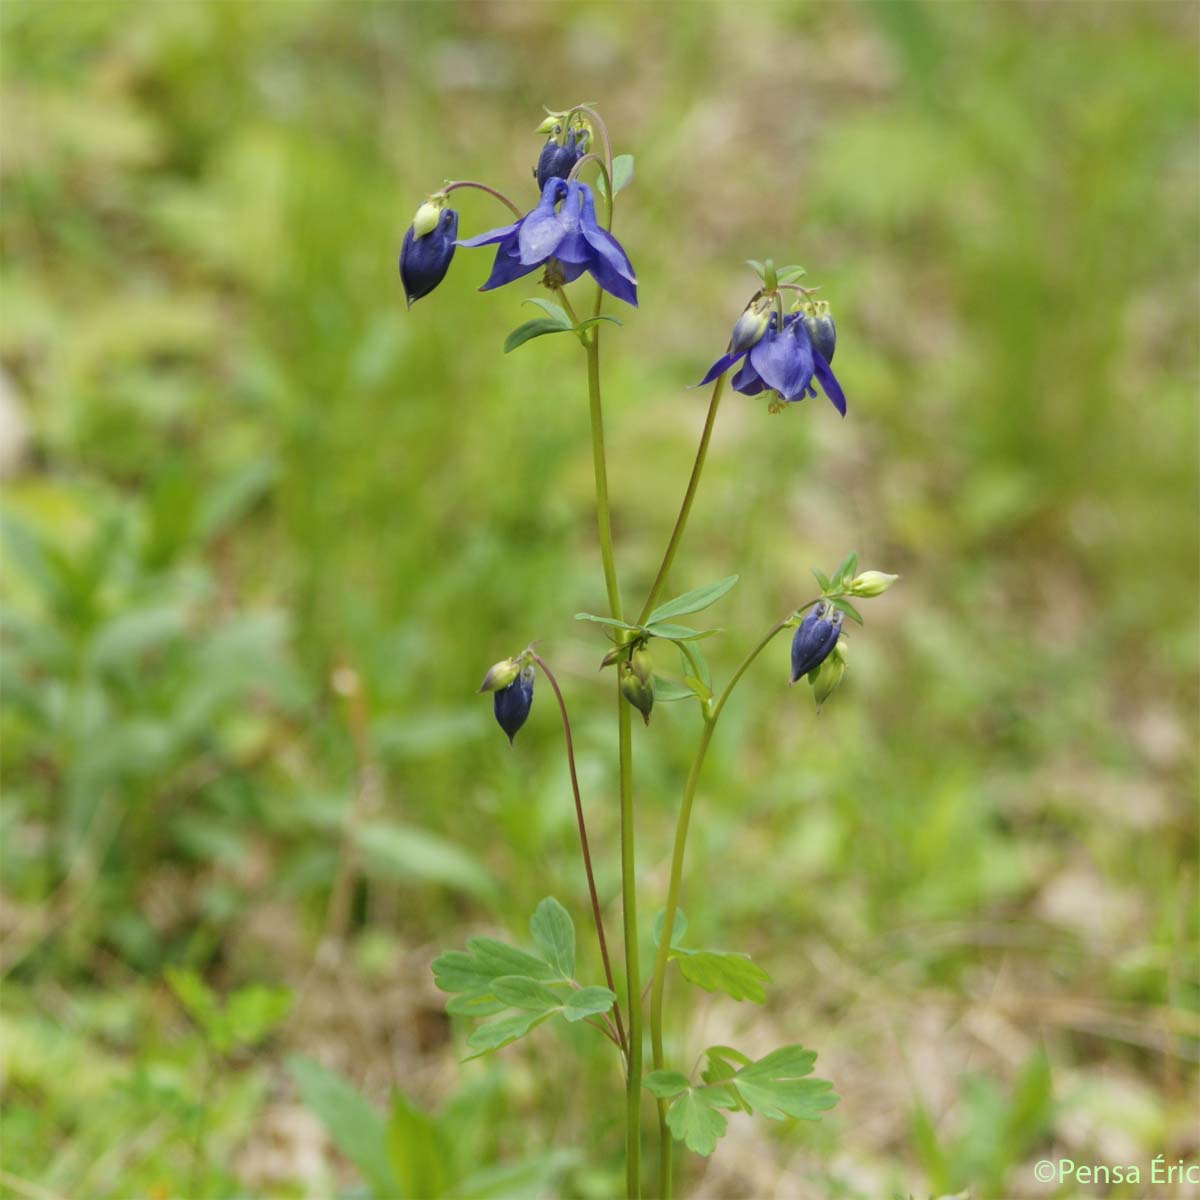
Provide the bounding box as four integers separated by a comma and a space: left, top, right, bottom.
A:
399, 207, 459, 307
493, 664, 535, 743
535, 127, 589, 190
790, 602, 844, 683
801, 300, 837, 363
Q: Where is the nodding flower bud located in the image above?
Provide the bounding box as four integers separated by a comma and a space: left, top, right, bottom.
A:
730, 292, 775, 354
847, 570, 899, 598
535, 127, 589, 190
811, 638, 847, 711
492, 662, 535, 744
789, 601, 845, 684
399, 205, 459, 307
619, 651, 655, 726
800, 299, 837, 363
477, 657, 521, 694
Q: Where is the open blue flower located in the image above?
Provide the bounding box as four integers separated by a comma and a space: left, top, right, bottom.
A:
699, 310, 846, 415
458, 178, 637, 306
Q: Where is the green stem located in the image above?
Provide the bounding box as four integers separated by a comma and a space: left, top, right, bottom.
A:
636, 377, 726, 625
619, 696, 642, 1198
586, 331, 623, 621
649, 615, 792, 1199
583, 311, 640, 1196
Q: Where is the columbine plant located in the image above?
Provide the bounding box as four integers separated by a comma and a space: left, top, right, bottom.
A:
404, 103, 898, 1198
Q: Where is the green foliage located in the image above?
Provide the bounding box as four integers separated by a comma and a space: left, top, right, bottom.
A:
672, 949, 771, 1004
289, 1056, 574, 1198
166, 969, 291, 1056
433, 898, 616, 1060
649, 1044, 837, 1158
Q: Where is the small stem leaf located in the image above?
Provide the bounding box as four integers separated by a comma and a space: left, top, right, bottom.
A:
831, 551, 858, 589
595, 154, 635, 200
612, 154, 635, 195
503, 318, 574, 353
829, 597, 864, 625
643, 1070, 691, 1099
665, 1090, 728, 1157
464, 1009, 556, 1058
575, 612, 642, 632
490, 975, 563, 1012
646, 575, 739, 625
776, 265, 808, 282
463, 937, 558, 982
671, 949, 771, 1004
645, 623, 720, 642
521, 298, 573, 326
651, 675, 697, 703
652, 908, 688, 949
731, 1045, 839, 1120
562, 986, 617, 1023
811, 567, 832, 591
445, 989, 509, 1017
529, 897, 576, 979
575, 315, 624, 332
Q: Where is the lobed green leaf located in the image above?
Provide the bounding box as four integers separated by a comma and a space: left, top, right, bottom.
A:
562, 986, 616, 1023
672, 948, 771, 1004
643, 1070, 691, 1099
529, 896, 575, 979
491, 975, 563, 1012
464, 1009, 555, 1058
665, 1089, 728, 1156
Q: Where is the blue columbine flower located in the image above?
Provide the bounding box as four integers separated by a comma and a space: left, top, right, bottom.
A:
535, 127, 589, 190
493, 665, 535, 743
699, 309, 846, 415
790, 602, 845, 683
400, 207, 459, 307
458, 178, 637, 306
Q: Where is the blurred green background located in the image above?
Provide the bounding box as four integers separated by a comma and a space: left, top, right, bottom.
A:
1, 2, 1197, 1197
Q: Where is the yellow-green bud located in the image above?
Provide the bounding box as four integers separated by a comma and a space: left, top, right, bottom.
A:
847, 571, 899, 598
411, 200, 442, 239
810, 640, 846, 711
619, 657, 655, 726
477, 657, 521, 694
535, 114, 562, 134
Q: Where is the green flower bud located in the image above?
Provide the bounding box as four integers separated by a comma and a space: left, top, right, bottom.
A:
411, 199, 442, 239
847, 571, 899, 598
477, 657, 521, 694
619, 655, 655, 726
535, 114, 562, 134
810, 639, 846, 712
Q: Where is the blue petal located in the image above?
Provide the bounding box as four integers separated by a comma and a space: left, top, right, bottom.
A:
579, 184, 637, 285
457, 219, 519, 248
813, 352, 847, 416
479, 235, 538, 290
551, 181, 590, 265
731, 357, 766, 396
587, 256, 638, 306
697, 348, 749, 387
518, 178, 569, 265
